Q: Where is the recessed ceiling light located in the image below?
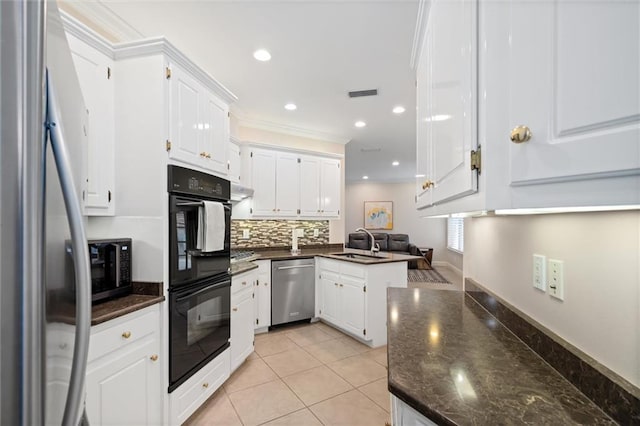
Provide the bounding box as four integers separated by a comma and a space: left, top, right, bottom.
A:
362, 175, 369, 180
392, 161, 399, 166
355, 121, 366, 128
253, 49, 271, 61
284, 103, 297, 111
393, 106, 405, 114
415, 174, 426, 178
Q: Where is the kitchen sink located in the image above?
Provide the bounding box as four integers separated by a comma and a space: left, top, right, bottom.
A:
330, 252, 387, 261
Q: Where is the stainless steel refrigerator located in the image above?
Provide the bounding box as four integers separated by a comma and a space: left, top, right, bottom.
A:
1, 1, 92, 425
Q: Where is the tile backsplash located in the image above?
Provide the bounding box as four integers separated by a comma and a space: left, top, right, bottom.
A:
231, 220, 329, 248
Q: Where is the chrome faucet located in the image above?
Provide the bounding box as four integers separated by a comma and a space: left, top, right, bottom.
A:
355, 228, 380, 255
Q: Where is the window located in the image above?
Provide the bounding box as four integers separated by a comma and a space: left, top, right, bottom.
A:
447, 217, 464, 253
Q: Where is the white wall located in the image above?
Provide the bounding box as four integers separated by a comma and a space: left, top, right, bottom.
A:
464, 210, 640, 387
345, 182, 447, 262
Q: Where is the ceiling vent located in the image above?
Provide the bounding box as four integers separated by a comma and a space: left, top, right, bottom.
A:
348, 89, 378, 98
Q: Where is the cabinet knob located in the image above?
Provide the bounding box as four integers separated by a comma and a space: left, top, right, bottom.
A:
317, 209, 321, 213
205, 153, 211, 159
335, 283, 338, 287
422, 180, 434, 190
277, 209, 280, 212
242, 281, 247, 286
200, 152, 206, 157
510, 125, 532, 143
202, 382, 209, 388
233, 307, 238, 311
264, 282, 268, 286
122, 331, 131, 339
273, 208, 276, 212
150, 354, 158, 362
339, 284, 344, 287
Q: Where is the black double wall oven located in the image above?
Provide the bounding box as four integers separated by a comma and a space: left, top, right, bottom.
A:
168, 165, 232, 392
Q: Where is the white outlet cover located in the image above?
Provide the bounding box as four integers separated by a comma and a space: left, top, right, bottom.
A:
548, 259, 564, 301
296, 229, 304, 237
313, 229, 319, 237
242, 229, 250, 239
533, 254, 546, 291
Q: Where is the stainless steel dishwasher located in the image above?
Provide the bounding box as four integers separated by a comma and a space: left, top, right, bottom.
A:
271, 258, 315, 326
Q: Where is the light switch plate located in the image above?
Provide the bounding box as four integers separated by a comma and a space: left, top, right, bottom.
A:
296, 229, 304, 237
548, 259, 564, 300
242, 229, 250, 239
313, 229, 319, 237
533, 254, 546, 291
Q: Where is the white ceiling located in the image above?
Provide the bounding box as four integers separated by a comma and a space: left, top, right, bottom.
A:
83, 0, 419, 183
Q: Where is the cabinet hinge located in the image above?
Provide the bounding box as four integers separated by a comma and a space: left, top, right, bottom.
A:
82, 190, 85, 201
250, 151, 253, 158
165, 67, 172, 79
228, 111, 230, 118
250, 207, 253, 214
256, 318, 259, 325
108, 190, 112, 203
363, 286, 366, 293
107, 67, 111, 80
337, 209, 340, 215
297, 158, 301, 163
166, 140, 172, 151
252, 293, 255, 299
363, 329, 367, 336
470, 146, 481, 174
297, 209, 300, 215
319, 309, 322, 315
227, 161, 230, 170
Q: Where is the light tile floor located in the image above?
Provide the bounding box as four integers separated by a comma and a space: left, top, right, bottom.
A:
185, 266, 461, 426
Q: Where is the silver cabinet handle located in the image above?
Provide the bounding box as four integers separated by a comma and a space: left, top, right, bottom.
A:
276, 265, 315, 270
47, 71, 92, 426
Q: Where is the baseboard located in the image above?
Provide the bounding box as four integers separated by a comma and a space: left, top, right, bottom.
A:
431, 261, 463, 278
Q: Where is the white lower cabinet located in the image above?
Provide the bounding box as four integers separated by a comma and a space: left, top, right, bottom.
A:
254, 260, 271, 332
316, 258, 407, 347
391, 395, 438, 426
85, 305, 162, 426
231, 269, 256, 371
169, 349, 231, 425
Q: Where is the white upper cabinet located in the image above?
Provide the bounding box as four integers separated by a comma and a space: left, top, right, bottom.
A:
275, 151, 300, 216
250, 148, 277, 216
228, 139, 241, 183
299, 155, 341, 218
249, 146, 342, 218
415, 0, 640, 215
319, 158, 341, 217
504, 1, 640, 196
66, 33, 115, 216
168, 62, 230, 176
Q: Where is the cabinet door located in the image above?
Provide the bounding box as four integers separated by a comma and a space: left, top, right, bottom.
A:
228, 142, 241, 183
67, 35, 114, 214
319, 271, 339, 324
275, 152, 300, 216
299, 155, 321, 216
255, 261, 271, 329
201, 91, 229, 175
339, 276, 366, 338
251, 149, 277, 216
425, 0, 478, 205
85, 338, 161, 425
231, 289, 255, 371
415, 23, 432, 209
168, 64, 202, 167
320, 158, 341, 217
506, 1, 639, 193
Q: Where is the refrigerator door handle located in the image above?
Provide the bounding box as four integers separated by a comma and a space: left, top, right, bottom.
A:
46, 70, 92, 426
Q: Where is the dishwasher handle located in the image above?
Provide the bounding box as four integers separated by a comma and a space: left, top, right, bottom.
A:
276, 264, 315, 271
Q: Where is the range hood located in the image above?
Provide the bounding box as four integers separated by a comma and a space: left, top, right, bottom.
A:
230, 182, 254, 202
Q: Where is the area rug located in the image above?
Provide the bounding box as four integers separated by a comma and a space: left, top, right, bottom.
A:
408, 269, 451, 284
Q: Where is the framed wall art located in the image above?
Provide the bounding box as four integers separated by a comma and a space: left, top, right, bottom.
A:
364, 201, 393, 230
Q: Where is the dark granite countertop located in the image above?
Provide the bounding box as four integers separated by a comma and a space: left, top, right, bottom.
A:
387, 288, 615, 425
230, 261, 259, 276
48, 282, 164, 326
317, 248, 422, 265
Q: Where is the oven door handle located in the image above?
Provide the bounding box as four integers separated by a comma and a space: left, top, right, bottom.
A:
175, 281, 230, 303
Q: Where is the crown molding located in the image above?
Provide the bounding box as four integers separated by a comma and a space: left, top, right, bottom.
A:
410, 0, 431, 70
236, 117, 351, 145
60, 11, 114, 59
112, 37, 237, 104
58, 1, 144, 43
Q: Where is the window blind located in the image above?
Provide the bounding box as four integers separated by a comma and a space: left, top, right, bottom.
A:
447, 217, 464, 253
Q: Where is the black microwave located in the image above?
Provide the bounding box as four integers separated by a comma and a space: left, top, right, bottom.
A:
66, 238, 133, 303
